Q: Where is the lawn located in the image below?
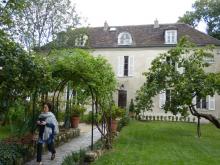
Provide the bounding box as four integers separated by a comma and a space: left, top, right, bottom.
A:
93, 121, 220, 165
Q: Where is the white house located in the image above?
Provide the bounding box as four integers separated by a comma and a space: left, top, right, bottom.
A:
61, 20, 220, 118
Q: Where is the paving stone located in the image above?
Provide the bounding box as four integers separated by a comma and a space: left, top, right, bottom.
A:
25, 128, 101, 165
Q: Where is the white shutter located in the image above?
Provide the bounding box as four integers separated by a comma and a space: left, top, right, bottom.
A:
208, 95, 215, 110
117, 56, 124, 77
192, 96, 196, 107
159, 91, 166, 108
128, 56, 134, 76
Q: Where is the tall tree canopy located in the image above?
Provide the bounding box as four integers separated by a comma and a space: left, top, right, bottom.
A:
7, 0, 80, 51
178, 0, 220, 40
136, 37, 220, 136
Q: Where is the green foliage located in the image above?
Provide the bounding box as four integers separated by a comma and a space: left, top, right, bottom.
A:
80, 112, 102, 124
107, 105, 125, 120
48, 48, 117, 123
0, 34, 53, 118
0, 125, 12, 139
57, 111, 65, 122
44, 28, 89, 50
178, 0, 220, 39
70, 105, 86, 117
117, 116, 130, 131
136, 37, 218, 116
8, 0, 80, 51
0, 0, 25, 27
128, 99, 135, 113
0, 142, 27, 165
62, 149, 86, 165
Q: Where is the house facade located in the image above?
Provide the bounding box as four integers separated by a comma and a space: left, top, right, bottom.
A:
82, 21, 220, 117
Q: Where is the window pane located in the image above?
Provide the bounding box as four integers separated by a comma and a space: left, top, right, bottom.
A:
202, 98, 207, 109
124, 56, 129, 76
196, 97, 201, 108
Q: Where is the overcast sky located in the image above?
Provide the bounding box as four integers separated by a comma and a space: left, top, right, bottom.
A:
72, 0, 204, 31
73, 0, 206, 32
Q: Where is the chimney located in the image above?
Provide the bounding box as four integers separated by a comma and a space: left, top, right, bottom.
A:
154, 19, 159, 28
104, 21, 109, 31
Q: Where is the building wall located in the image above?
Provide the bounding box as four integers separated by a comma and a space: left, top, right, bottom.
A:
91, 47, 220, 118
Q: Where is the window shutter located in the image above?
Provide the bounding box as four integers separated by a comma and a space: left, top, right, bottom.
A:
159, 91, 166, 108
117, 56, 124, 77
192, 96, 196, 107
208, 95, 215, 110
128, 56, 134, 76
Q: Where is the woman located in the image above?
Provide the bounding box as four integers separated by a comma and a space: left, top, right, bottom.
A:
36, 102, 59, 165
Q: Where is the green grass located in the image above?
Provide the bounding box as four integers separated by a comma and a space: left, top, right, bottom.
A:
0, 125, 12, 139
93, 121, 220, 165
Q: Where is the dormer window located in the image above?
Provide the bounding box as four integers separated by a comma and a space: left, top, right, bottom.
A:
118, 32, 132, 45
165, 30, 177, 44
75, 34, 88, 47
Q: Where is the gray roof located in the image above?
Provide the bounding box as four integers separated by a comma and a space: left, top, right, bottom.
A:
88, 23, 220, 48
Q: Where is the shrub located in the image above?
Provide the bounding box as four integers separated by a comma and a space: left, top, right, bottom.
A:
128, 99, 136, 118
57, 111, 65, 122
0, 142, 27, 165
70, 105, 86, 117
62, 149, 86, 165
117, 116, 130, 132
80, 112, 102, 124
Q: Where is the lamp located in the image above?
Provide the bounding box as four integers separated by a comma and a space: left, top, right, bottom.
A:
120, 84, 125, 90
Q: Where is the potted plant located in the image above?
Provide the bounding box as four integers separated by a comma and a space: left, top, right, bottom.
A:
70, 105, 86, 128
109, 105, 125, 133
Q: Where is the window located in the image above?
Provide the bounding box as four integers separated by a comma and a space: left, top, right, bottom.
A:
165, 30, 177, 44
195, 95, 215, 110
118, 32, 132, 45
124, 56, 129, 76
117, 56, 134, 77
75, 34, 88, 47
159, 90, 172, 108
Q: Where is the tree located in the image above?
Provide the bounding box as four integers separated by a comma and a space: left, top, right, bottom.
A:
178, 0, 220, 40
135, 37, 220, 137
0, 0, 25, 28
9, 0, 80, 52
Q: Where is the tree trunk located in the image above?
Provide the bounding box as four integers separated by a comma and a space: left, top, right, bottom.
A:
197, 116, 201, 137
189, 105, 220, 136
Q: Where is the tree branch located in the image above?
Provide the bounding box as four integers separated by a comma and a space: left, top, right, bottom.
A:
189, 105, 220, 128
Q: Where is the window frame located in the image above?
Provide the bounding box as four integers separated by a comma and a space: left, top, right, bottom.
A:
165, 30, 177, 44
195, 95, 215, 110
75, 34, 88, 47
117, 56, 134, 77
118, 32, 133, 45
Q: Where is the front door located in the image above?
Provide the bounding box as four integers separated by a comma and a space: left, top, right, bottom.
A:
118, 90, 127, 109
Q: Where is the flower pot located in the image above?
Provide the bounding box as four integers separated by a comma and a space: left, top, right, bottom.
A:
111, 119, 118, 133
71, 116, 80, 128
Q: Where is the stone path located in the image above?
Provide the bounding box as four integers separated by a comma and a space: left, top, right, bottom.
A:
26, 124, 101, 165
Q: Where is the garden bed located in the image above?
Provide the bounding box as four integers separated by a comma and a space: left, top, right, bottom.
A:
0, 128, 80, 165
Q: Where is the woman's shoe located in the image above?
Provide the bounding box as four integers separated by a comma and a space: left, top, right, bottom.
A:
51, 153, 55, 160
38, 162, 43, 165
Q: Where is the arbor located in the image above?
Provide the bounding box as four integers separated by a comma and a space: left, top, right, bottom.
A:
178, 0, 220, 40
9, 0, 80, 52
135, 37, 220, 136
